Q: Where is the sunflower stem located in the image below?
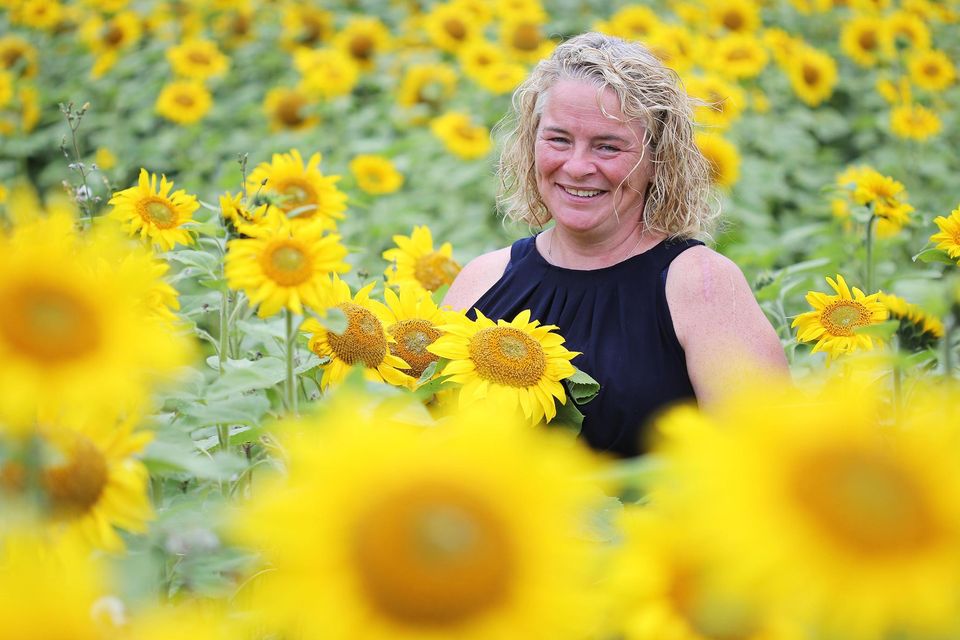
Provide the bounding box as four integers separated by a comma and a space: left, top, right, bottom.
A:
944, 315, 955, 380
285, 309, 298, 416
218, 290, 230, 375
865, 213, 876, 293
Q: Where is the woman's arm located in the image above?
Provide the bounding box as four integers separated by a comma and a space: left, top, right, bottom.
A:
665, 246, 790, 406
441, 247, 512, 312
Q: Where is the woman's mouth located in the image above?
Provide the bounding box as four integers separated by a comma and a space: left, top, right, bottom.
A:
559, 185, 604, 198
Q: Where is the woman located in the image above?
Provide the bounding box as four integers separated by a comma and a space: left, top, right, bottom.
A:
444, 33, 788, 457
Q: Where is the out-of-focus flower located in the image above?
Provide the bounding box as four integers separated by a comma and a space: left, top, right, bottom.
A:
908, 49, 956, 92
840, 15, 893, 67
246, 149, 348, 230
263, 86, 318, 131
295, 48, 359, 99
706, 0, 761, 34
0, 34, 39, 78
706, 33, 768, 79
396, 62, 458, 110
500, 19, 555, 63
786, 45, 838, 107
424, 1, 481, 53
280, 4, 333, 51
431, 111, 491, 160
334, 17, 392, 71
349, 155, 404, 195
685, 74, 746, 130
155, 80, 213, 125
165, 39, 230, 80
890, 103, 942, 141
695, 133, 741, 189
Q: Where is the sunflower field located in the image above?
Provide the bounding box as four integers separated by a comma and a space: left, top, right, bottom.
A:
2, 0, 960, 638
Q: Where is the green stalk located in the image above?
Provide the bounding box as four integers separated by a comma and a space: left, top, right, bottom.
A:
285, 309, 298, 415
218, 290, 229, 375
865, 213, 876, 293
944, 316, 954, 380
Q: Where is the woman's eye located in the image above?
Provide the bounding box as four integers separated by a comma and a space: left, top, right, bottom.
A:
599, 145, 619, 152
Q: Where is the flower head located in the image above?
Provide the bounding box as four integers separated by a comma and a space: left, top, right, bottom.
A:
108, 168, 199, 251
792, 274, 889, 360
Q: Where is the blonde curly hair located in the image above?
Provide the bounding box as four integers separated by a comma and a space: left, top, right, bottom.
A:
495, 32, 719, 239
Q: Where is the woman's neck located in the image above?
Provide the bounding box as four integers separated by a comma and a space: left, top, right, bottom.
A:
536, 224, 665, 270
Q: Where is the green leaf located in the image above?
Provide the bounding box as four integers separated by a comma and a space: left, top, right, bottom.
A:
912, 247, 956, 266
590, 455, 667, 492
177, 393, 270, 429
204, 356, 287, 398
854, 319, 900, 341
549, 398, 584, 435
165, 249, 222, 276
566, 367, 600, 405
142, 438, 246, 480
307, 306, 348, 334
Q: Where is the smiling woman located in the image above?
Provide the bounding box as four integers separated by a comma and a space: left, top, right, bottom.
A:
443, 32, 789, 457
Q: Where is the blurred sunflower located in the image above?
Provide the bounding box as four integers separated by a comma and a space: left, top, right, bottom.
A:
930, 204, 960, 263
246, 149, 348, 230
425, 1, 480, 53
334, 17, 391, 71
382, 284, 448, 386
79, 10, 142, 77
852, 168, 911, 226
762, 27, 803, 67
230, 398, 604, 640
397, 62, 458, 110
453, 0, 495, 25
644, 25, 697, 74
109, 168, 198, 251
792, 274, 888, 360
607, 5, 661, 41
874, 74, 912, 105
706, 0, 761, 34
295, 47, 359, 99
0, 214, 192, 428
840, 15, 892, 67
786, 46, 838, 107
382, 225, 461, 295
263, 86, 317, 132
429, 309, 578, 425
655, 383, 960, 638
431, 111, 491, 160
280, 4, 333, 51
302, 277, 409, 389
0, 71, 11, 108
500, 19, 555, 63
877, 292, 943, 351
219, 190, 270, 228
908, 49, 955, 91
225, 209, 349, 318
166, 39, 230, 80
472, 61, 527, 94
706, 33, 768, 79
890, 103, 942, 141
685, 74, 745, 130
213, 6, 257, 49
695, 133, 741, 189
155, 80, 212, 125
12, 0, 66, 31
496, 0, 549, 22
93, 147, 116, 171
458, 39, 506, 77
886, 10, 931, 51
0, 34, 39, 77
349, 155, 404, 195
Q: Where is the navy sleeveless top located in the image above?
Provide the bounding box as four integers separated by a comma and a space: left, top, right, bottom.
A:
469, 235, 703, 458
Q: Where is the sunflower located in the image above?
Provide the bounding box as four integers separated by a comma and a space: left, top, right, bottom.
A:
472, 61, 528, 94
852, 167, 909, 214
155, 80, 212, 125
225, 210, 349, 318
302, 277, 410, 389
840, 15, 892, 67
458, 39, 506, 78
425, 2, 480, 53
94, 147, 116, 171
874, 74, 911, 105
334, 17, 392, 71
496, 0, 549, 22
644, 25, 697, 74
685, 74, 745, 130
762, 27, 803, 67
431, 112, 492, 160
79, 10, 142, 59
246, 149, 348, 230
792, 274, 889, 360
706, 0, 761, 34
294, 48, 359, 99
213, 6, 257, 49
14, 0, 66, 31
165, 39, 230, 80
654, 382, 960, 639
908, 49, 956, 91
397, 62, 458, 110
122, 602, 240, 640
229, 396, 605, 640
382, 284, 449, 387
0, 71, 11, 109
695, 133, 741, 189
886, 10, 931, 51
706, 33, 768, 79
382, 225, 462, 295
877, 292, 943, 351
0, 34, 39, 78
348, 155, 404, 196
607, 5, 662, 41
0, 214, 192, 429
500, 19, 555, 63
930, 205, 960, 264
279, 4, 333, 51
428, 309, 579, 425
263, 86, 317, 132
108, 168, 198, 251
890, 103, 942, 141
786, 46, 838, 107
607, 506, 800, 640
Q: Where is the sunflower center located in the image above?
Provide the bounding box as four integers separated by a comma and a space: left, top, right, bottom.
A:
187, 49, 212, 66
413, 252, 461, 292
137, 197, 178, 228
443, 18, 468, 41
263, 241, 312, 286
469, 326, 547, 388
102, 24, 124, 47
2, 48, 24, 70
668, 564, 760, 640
231, 13, 251, 36
923, 63, 939, 78
820, 300, 871, 336
722, 11, 744, 31
42, 434, 109, 519
511, 23, 541, 51
277, 94, 306, 127
349, 34, 374, 61
327, 302, 387, 367
389, 319, 441, 378
300, 17, 323, 44
803, 64, 821, 85
0, 283, 102, 364
858, 31, 878, 51
792, 446, 938, 555
275, 179, 317, 213
352, 482, 515, 627
174, 91, 196, 107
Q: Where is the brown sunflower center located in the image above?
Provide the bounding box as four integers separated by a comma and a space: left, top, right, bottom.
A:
43, 433, 109, 519
413, 252, 461, 292
443, 18, 468, 41
186, 49, 212, 66
469, 326, 546, 388
230, 13, 251, 37
722, 11, 745, 31
791, 446, 938, 555
1, 47, 25, 70
0, 283, 102, 364
923, 62, 940, 78
173, 91, 196, 108
102, 24, 124, 47
389, 319, 441, 378
352, 481, 515, 627
820, 300, 871, 336
276, 93, 306, 127
858, 30, 878, 51
511, 23, 541, 52
263, 241, 312, 286
349, 34, 374, 61
326, 302, 387, 367
275, 178, 317, 214
668, 563, 760, 640
137, 197, 179, 229
726, 47, 752, 62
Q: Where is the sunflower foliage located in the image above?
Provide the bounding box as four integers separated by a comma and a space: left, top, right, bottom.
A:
3, 0, 960, 639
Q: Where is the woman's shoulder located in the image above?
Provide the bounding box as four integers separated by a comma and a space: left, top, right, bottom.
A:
442, 245, 513, 312
665, 245, 751, 310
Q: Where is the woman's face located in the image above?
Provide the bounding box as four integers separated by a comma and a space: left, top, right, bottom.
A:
534, 79, 653, 237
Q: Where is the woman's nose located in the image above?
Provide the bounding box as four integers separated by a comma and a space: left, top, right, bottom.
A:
560, 145, 597, 179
